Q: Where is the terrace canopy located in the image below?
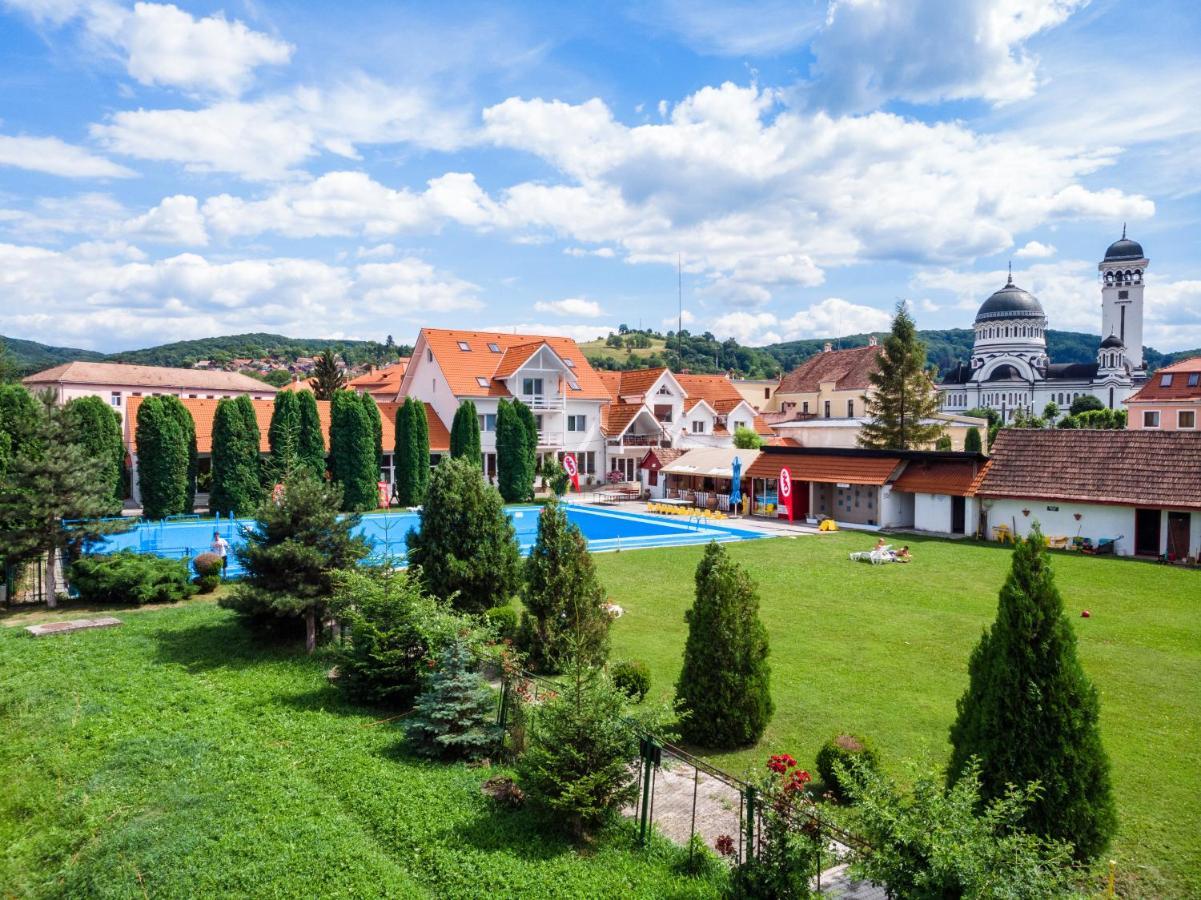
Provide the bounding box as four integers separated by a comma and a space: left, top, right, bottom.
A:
660, 448, 761, 511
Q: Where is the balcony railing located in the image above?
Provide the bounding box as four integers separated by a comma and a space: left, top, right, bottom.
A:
520, 393, 562, 410
607, 433, 671, 448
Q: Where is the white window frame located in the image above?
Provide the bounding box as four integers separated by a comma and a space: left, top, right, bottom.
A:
476, 376, 489, 388
691, 419, 705, 434
522, 376, 543, 396
567, 414, 586, 432
479, 413, 496, 431
109, 391, 122, 407
457, 341, 471, 351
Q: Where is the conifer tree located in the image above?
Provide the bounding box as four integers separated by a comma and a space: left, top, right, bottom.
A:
406, 456, 521, 613
963, 426, 982, 453
496, 398, 532, 503
309, 348, 347, 399
393, 397, 429, 506
295, 389, 327, 478
329, 390, 377, 511
859, 302, 946, 450
135, 396, 188, 519
0, 384, 42, 463
161, 395, 197, 511
675, 541, 773, 748
520, 497, 609, 672
948, 524, 1116, 861
513, 399, 539, 494
267, 390, 301, 482
209, 396, 262, 516
449, 399, 482, 467
407, 639, 501, 760
63, 395, 125, 504
412, 395, 430, 498
359, 392, 383, 468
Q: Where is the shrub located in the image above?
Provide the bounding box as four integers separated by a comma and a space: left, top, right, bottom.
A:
70, 551, 197, 606
815, 733, 878, 799
196, 574, 221, 594
612, 659, 651, 702
192, 552, 223, 578
485, 605, 519, 641
407, 639, 501, 760
732, 754, 821, 899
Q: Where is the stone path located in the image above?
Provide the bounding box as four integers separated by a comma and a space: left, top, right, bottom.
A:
25, 617, 122, 637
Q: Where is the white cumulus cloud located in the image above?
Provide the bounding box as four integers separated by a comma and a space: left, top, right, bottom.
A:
0, 133, 135, 178
534, 297, 604, 318
1014, 240, 1056, 259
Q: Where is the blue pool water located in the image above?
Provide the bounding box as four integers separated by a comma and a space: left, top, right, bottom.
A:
92, 504, 764, 576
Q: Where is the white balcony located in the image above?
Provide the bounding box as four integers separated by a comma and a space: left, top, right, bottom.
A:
521, 393, 562, 411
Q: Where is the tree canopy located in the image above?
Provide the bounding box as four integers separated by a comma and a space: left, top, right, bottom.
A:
449, 399, 482, 468
209, 396, 263, 517
135, 396, 189, 520
329, 390, 378, 512
394, 397, 430, 507
309, 349, 347, 400
859, 303, 946, 450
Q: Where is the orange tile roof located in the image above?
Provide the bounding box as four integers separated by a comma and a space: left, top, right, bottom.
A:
1160, 355, 1201, 373
966, 459, 992, 496
419, 329, 610, 400
1124, 358, 1201, 402
892, 460, 979, 496
747, 451, 900, 485
777, 345, 880, 394
601, 402, 650, 437
126, 396, 448, 455
348, 359, 408, 399
676, 373, 745, 407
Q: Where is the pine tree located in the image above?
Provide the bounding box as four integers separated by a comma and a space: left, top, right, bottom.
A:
309, 348, 347, 399
406, 456, 521, 613
0, 384, 42, 463
520, 497, 610, 672
859, 302, 946, 450
63, 396, 125, 504
220, 473, 369, 652
209, 396, 262, 516
359, 392, 383, 468
407, 639, 501, 760
948, 525, 1116, 861
0, 398, 123, 607
329, 390, 377, 511
513, 399, 539, 496
161, 395, 197, 511
675, 541, 773, 748
449, 399, 482, 467
267, 390, 301, 482
963, 426, 982, 453
135, 396, 188, 519
496, 398, 532, 503
295, 389, 327, 478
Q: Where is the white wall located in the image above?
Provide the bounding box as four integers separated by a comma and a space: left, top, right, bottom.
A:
981, 499, 1201, 558
879, 484, 913, 528
914, 492, 952, 533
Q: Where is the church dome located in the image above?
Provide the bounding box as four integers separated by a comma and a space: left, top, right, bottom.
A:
975, 278, 1045, 322
985, 364, 1024, 381
1099, 333, 1125, 349
1104, 229, 1144, 262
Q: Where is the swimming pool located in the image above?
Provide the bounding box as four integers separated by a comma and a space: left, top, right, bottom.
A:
91, 504, 764, 576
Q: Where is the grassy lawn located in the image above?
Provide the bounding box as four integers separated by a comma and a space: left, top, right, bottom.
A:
599, 532, 1201, 898
0, 604, 720, 899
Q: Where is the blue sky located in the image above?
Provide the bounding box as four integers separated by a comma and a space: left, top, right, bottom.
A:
1, 0, 1199, 352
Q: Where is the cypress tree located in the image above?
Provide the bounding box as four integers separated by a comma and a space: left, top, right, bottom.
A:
209, 396, 262, 516
449, 399, 482, 467
496, 398, 531, 503
359, 392, 383, 469
514, 399, 539, 496
963, 426, 982, 453
407, 639, 501, 760
859, 301, 946, 450
135, 396, 188, 520
267, 390, 301, 482
675, 541, 773, 748
520, 497, 610, 672
412, 397, 430, 499
948, 524, 1116, 861
394, 399, 420, 506
329, 390, 377, 511
295, 389, 327, 478
161, 395, 197, 511
63, 396, 125, 504
406, 456, 521, 613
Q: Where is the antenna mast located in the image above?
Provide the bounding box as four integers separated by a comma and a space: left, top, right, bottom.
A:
677, 253, 683, 371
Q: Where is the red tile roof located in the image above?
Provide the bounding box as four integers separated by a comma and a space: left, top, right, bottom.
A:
892, 460, 980, 496
347, 359, 408, 399
777, 345, 880, 394
419, 329, 610, 400
24, 361, 275, 393
975, 429, 1201, 509
602, 367, 669, 398
747, 451, 900, 485
1124, 358, 1201, 402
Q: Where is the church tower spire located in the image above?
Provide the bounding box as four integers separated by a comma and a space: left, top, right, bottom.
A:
1099, 228, 1147, 371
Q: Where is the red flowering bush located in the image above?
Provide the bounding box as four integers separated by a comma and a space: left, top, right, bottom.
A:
715, 834, 736, 858
731, 753, 822, 898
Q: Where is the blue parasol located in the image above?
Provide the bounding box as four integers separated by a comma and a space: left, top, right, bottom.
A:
729, 454, 742, 513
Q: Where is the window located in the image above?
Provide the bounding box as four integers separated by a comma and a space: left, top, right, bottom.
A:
823, 400, 831, 418
427, 348, 433, 362
476, 376, 489, 388
569, 384, 581, 391
657, 385, 672, 395
763, 387, 771, 400
1180, 410, 1196, 429
132, 392, 142, 397
534, 414, 543, 434
487, 342, 501, 353
653, 404, 673, 422
801, 401, 809, 415
188, 394, 198, 399
691, 419, 705, 434
1143, 410, 1160, 428
1189, 373, 1200, 387
847, 399, 854, 417
457, 341, 470, 351
522, 377, 543, 396
1118, 289, 1129, 299
109, 391, 121, 407
1161, 374, 1173, 387
567, 414, 586, 432
478, 413, 497, 431
563, 358, 575, 368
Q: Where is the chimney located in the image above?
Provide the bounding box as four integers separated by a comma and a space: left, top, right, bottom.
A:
823, 341, 833, 352
868, 335, 878, 347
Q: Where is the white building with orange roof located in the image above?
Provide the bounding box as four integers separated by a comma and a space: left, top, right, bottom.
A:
398, 329, 611, 485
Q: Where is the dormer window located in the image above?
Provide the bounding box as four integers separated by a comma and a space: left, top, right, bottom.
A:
563, 358, 575, 368
1189, 373, 1199, 387
476, 377, 489, 388
1161, 374, 1173, 387
487, 342, 501, 353
458, 341, 471, 351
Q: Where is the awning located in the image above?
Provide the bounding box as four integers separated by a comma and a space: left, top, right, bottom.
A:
661, 448, 761, 479
746, 451, 900, 485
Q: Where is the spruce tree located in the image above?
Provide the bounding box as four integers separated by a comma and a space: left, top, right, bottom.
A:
329, 390, 377, 511
161, 395, 198, 511
948, 524, 1116, 861
209, 396, 262, 516
220, 473, 369, 652
407, 639, 501, 760
63, 396, 125, 504
449, 399, 482, 467
359, 392, 383, 469
520, 497, 610, 672
496, 398, 532, 503
135, 396, 188, 519
267, 389, 301, 482
309, 348, 347, 399
0, 384, 42, 463
295, 389, 327, 478
406, 456, 521, 613
675, 541, 773, 748
859, 302, 946, 450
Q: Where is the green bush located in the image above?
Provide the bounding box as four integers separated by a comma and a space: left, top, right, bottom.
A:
70, 551, 198, 606
196, 574, 221, 594
406, 639, 500, 760
612, 659, 651, 702
816, 733, 878, 799
192, 552, 223, 578
485, 605, 519, 641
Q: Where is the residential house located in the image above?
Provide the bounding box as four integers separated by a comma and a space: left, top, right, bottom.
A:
731, 377, 778, 412
767, 340, 880, 421
1124, 357, 1201, 431
23, 361, 276, 415
973, 429, 1201, 559
348, 359, 410, 401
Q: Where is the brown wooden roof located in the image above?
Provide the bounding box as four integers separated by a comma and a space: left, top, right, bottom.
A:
975, 429, 1201, 509
747, 451, 900, 485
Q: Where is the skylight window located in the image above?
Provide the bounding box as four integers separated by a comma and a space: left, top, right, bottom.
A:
458, 341, 471, 351
570, 383, 581, 391
1161, 374, 1173, 387
1189, 373, 1200, 387
488, 342, 501, 353
476, 376, 489, 388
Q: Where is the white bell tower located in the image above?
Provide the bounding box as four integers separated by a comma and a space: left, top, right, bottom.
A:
1098, 225, 1147, 371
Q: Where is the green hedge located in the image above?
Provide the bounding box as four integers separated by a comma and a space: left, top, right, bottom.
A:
70, 551, 198, 606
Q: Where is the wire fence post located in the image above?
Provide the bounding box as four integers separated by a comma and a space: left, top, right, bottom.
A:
744, 784, 757, 861
496, 677, 510, 729
638, 734, 658, 847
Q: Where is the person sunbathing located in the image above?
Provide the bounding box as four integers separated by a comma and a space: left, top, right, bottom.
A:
894, 546, 911, 563
874, 537, 887, 551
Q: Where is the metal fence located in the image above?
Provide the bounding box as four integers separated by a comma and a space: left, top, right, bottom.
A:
496, 668, 887, 897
